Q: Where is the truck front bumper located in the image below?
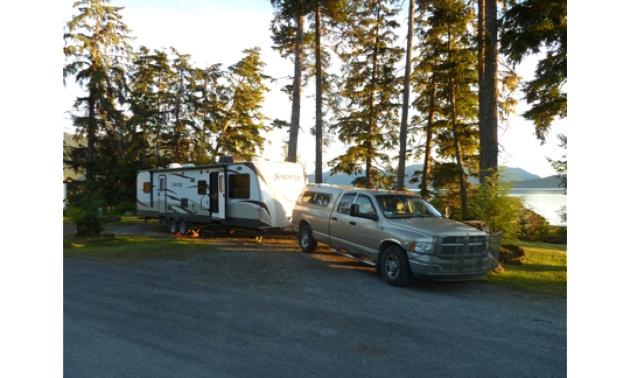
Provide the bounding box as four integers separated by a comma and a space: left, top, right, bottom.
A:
408, 254, 493, 281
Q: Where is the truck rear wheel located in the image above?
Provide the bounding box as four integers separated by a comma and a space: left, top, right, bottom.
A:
380, 246, 413, 287
168, 218, 178, 234
298, 225, 317, 253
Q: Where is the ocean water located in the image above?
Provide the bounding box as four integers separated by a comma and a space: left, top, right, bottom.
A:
509, 189, 566, 226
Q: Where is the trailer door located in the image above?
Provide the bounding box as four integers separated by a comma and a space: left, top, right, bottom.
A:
158, 175, 167, 215
209, 171, 225, 219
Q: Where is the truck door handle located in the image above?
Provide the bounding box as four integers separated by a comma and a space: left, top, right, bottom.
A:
350, 221, 356, 225
332, 217, 338, 221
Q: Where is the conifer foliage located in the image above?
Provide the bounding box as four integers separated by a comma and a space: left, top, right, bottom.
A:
63, 0, 567, 220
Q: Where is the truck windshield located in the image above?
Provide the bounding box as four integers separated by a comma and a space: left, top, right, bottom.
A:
375, 195, 442, 218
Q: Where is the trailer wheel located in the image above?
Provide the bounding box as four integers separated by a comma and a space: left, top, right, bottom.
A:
298, 224, 317, 253
177, 220, 189, 235
168, 218, 178, 234
380, 245, 413, 287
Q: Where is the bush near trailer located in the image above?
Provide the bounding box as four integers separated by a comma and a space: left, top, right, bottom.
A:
65, 185, 106, 236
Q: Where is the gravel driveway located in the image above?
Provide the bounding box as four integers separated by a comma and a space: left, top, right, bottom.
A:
64, 223, 566, 377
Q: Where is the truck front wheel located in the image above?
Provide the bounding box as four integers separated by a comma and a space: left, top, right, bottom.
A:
298, 225, 317, 253
380, 246, 413, 287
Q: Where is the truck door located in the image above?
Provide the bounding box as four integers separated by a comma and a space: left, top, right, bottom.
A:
346, 194, 380, 258
158, 175, 167, 215
329, 192, 356, 251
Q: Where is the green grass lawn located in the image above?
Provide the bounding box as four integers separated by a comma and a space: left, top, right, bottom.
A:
64, 217, 567, 298
485, 241, 567, 298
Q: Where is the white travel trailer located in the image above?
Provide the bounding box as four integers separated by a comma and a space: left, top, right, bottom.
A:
136, 156, 307, 235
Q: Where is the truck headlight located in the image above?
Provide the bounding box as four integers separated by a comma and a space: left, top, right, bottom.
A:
411, 240, 433, 254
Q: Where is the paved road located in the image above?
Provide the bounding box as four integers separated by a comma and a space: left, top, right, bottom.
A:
64, 234, 566, 378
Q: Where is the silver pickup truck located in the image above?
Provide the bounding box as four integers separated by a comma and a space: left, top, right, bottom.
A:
291, 184, 499, 286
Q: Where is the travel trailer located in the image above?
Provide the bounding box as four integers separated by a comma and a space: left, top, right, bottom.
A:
136, 156, 307, 235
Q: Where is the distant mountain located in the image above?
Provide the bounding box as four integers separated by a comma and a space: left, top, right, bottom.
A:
511, 175, 565, 189
307, 164, 560, 189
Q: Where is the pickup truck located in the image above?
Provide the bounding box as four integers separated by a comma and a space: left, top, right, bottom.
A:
291, 184, 498, 287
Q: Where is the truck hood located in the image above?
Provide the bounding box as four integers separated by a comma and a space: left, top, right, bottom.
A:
386, 217, 486, 237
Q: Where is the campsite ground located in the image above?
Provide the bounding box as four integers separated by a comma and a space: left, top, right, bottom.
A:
63, 222, 567, 377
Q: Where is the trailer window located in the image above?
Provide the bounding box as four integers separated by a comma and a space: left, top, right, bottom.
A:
198, 180, 207, 195
229, 174, 250, 199
143, 182, 151, 193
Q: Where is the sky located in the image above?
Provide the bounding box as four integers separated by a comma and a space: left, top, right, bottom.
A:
60, 0, 568, 178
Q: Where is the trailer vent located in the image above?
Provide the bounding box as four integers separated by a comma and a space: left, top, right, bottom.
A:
168, 163, 182, 169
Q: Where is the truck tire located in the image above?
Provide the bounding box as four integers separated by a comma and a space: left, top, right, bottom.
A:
168, 218, 178, 234
178, 220, 189, 235
380, 245, 413, 287
298, 225, 317, 253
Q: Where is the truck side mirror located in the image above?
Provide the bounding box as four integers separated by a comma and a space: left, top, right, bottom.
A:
443, 205, 451, 219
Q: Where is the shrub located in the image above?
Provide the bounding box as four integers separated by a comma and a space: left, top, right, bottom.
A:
65, 186, 105, 236
518, 207, 550, 241
468, 173, 522, 242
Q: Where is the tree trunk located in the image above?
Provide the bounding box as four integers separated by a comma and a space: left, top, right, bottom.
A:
397, 0, 414, 191
86, 93, 96, 182
287, 2, 304, 163
479, 0, 499, 184
315, 5, 323, 183
366, 4, 381, 189
448, 24, 468, 219
420, 86, 436, 198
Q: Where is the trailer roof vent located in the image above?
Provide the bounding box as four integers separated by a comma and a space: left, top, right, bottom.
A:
167, 163, 183, 169
182, 163, 195, 168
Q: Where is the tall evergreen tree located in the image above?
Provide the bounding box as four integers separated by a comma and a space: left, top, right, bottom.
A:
500, 0, 567, 142
270, 0, 310, 163
412, 0, 478, 218
330, 0, 404, 188
308, 0, 347, 183
210, 48, 271, 161
396, 0, 415, 190
477, 0, 499, 184
63, 0, 133, 183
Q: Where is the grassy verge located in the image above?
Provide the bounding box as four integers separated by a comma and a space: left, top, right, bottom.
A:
64, 217, 567, 298
485, 241, 567, 298
63, 234, 219, 261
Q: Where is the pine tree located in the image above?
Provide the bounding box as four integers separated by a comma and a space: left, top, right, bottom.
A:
270, 0, 310, 163
330, 0, 404, 188
499, 0, 567, 142
412, 0, 478, 218
396, 0, 415, 191
308, 0, 347, 183
63, 0, 133, 183
210, 48, 271, 161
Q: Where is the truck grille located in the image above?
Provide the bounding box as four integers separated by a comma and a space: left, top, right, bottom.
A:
425, 233, 502, 276
435, 235, 488, 259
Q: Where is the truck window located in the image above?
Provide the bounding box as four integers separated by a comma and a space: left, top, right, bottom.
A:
302, 191, 332, 207
229, 174, 250, 199
355, 195, 376, 216
336, 193, 356, 214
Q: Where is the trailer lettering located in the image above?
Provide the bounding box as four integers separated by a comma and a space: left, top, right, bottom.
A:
275, 173, 302, 181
